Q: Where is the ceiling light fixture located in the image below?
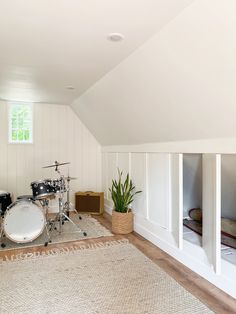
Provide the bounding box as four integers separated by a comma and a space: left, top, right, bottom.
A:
66, 86, 75, 90
107, 33, 124, 42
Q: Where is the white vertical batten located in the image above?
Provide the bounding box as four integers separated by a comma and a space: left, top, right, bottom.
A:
202, 154, 221, 274
167, 153, 172, 232
171, 153, 183, 249
145, 153, 149, 220
179, 153, 183, 250
215, 154, 221, 275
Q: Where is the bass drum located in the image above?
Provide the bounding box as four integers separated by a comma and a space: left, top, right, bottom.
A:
3, 200, 45, 243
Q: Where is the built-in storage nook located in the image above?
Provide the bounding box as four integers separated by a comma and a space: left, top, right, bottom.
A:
183, 154, 203, 247
221, 155, 236, 265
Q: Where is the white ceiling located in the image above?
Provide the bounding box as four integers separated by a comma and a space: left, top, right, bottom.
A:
0, 0, 194, 104
72, 0, 236, 145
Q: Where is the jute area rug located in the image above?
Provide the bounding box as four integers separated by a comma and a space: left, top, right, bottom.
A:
0, 214, 112, 251
0, 240, 213, 314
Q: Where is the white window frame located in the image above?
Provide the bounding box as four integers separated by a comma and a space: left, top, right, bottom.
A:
8, 102, 33, 144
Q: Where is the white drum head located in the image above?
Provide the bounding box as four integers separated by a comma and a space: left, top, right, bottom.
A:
4, 200, 45, 243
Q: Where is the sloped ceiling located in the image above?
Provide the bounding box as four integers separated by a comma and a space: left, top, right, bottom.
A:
0, 0, 193, 104
72, 0, 236, 145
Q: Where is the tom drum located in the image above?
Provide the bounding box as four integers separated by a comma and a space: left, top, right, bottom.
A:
31, 179, 55, 200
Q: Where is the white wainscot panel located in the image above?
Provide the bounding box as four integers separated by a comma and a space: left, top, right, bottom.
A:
131, 153, 147, 218
147, 153, 171, 229
117, 152, 129, 176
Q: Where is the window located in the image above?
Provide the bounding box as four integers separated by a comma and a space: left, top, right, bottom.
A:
8, 103, 33, 143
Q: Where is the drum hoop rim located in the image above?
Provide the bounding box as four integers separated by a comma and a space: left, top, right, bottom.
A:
6, 199, 39, 209
3, 202, 46, 243
31, 179, 52, 184
34, 192, 55, 199
17, 195, 34, 200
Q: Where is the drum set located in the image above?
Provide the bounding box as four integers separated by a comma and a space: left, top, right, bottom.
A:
0, 161, 87, 248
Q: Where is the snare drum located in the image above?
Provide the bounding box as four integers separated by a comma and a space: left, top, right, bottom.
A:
0, 191, 12, 216
3, 199, 45, 243
31, 179, 55, 200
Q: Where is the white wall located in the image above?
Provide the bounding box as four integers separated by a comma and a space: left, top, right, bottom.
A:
72, 0, 236, 146
0, 101, 101, 203
183, 154, 202, 217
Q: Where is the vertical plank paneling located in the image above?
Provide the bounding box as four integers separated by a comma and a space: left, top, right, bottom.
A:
0, 101, 101, 205
107, 153, 117, 200
0, 103, 8, 191
102, 153, 108, 198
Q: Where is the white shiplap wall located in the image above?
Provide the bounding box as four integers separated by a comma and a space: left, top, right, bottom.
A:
0, 101, 101, 200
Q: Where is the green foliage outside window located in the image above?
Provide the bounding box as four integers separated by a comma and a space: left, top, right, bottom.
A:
9, 104, 33, 143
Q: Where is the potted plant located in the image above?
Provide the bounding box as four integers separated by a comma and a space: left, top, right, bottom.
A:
109, 169, 141, 234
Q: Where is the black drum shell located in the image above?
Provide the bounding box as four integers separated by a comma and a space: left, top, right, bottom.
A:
0, 192, 12, 216
31, 180, 54, 200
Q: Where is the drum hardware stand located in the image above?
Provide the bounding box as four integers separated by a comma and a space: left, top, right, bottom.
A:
39, 199, 53, 246
49, 190, 87, 236
64, 175, 82, 220
48, 165, 87, 237
0, 221, 6, 248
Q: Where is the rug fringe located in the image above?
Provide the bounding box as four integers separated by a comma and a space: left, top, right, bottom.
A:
0, 239, 129, 263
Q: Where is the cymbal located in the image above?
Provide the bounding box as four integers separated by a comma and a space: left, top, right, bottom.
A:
65, 176, 78, 181
42, 161, 70, 169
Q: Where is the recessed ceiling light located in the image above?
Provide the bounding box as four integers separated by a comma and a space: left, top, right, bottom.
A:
107, 33, 124, 42
66, 86, 75, 90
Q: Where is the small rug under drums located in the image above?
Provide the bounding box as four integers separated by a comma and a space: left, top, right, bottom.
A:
183, 219, 236, 249
0, 240, 212, 314
0, 214, 112, 251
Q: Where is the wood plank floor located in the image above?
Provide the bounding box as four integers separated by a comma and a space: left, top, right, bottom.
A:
0, 213, 236, 314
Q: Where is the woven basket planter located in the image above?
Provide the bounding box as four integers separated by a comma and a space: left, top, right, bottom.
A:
112, 210, 133, 234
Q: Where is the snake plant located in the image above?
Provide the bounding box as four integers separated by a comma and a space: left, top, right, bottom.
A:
109, 169, 141, 213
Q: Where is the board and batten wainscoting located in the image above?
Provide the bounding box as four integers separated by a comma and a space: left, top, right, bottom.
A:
0, 101, 102, 211
102, 150, 236, 299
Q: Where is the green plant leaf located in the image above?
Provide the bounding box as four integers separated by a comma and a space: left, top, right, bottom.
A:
109, 169, 142, 213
